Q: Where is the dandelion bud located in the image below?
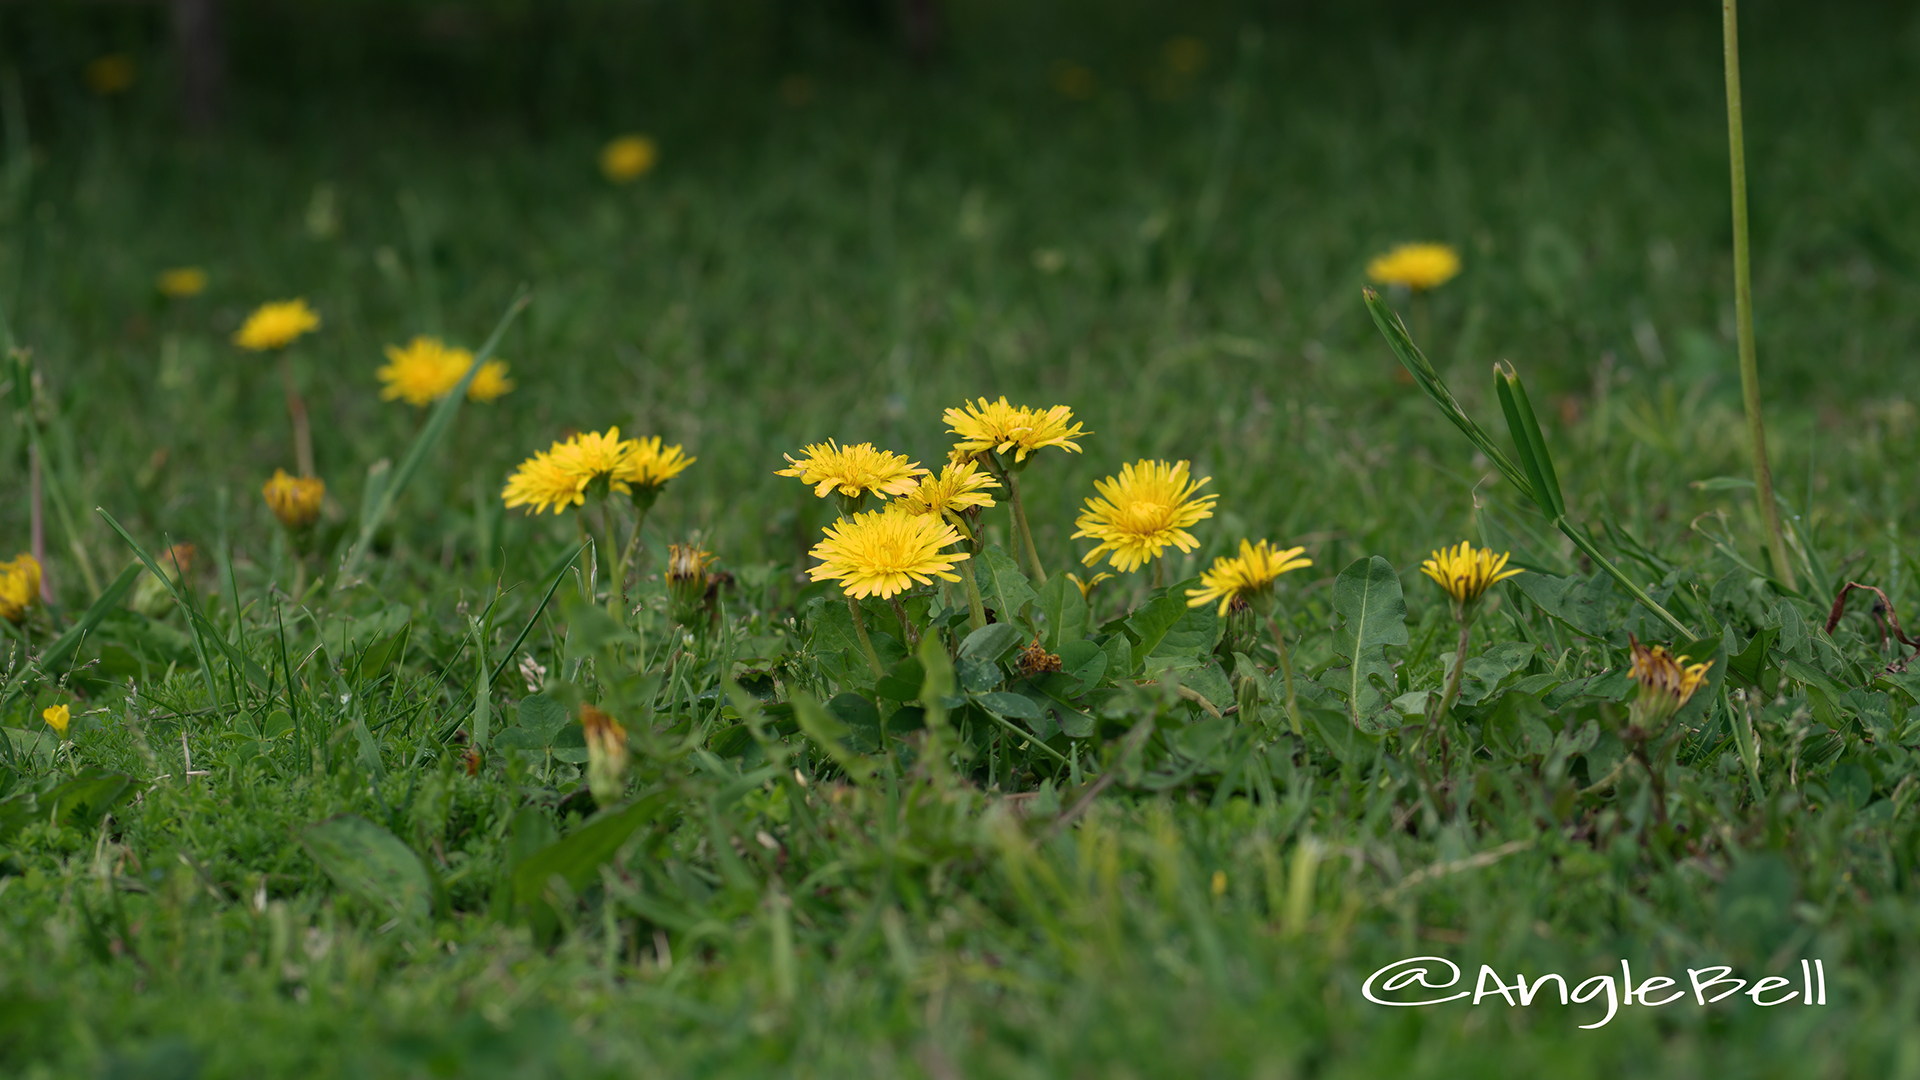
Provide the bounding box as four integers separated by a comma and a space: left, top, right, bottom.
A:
1625, 635, 1713, 738
581, 704, 629, 806
262, 470, 325, 531
666, 543, 717, 628
0, 553, 42, 624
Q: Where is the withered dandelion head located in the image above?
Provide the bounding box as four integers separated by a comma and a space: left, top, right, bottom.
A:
580, 704, 630, 805
262, 469, 325, 530
777, 440, 926, 501
233, 299, 320, 351
943, 397, 1089, 464
1072, 459, 1217, 573
1186, 539, 1312, 617
1366, 243, 1461, 291
807, 509, 971, 600
1419, 542, 1522, 610
0, 553, 42, 623
1627, 635, 1713, 735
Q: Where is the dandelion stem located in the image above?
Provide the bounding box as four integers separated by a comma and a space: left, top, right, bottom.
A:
888, 596, 920, 649
1264, 613, 1304, 737
600, 499, 625, 621
620, 505, 651, 588
279, 353, 315, 478
1151, 559, 1166, 591
1427, 617, 1472, 730
846, 594, 884, 678
1004, 470, 1046, 586
1723, 0, 1796, 592
957, 553, 988, 631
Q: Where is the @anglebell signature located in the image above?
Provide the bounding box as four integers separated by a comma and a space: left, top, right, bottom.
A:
1362, 955, 1829, 1029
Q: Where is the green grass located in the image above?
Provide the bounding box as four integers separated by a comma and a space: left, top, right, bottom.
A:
5, 1, 1920, 1075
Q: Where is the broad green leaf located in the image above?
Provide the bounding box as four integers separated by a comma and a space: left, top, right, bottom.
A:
974, 690, 1043, 721
1328, 556, 1409, 732
793, 691, 877, 784
518, 694, 570, 739
959, 623, 1024, 663
300, 815, 431, 926
1036, 574, 1089, 651
511, 791, 671, 929
1125, 587, 1190, 671
980, 546, 1039, 633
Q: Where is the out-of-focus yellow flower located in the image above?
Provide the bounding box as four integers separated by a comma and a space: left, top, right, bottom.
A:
600, 135, 658, 183
378, 336, 514, 406
899, 461, 998, 525
1366, 243, 1461, 291
464, 359, 513, 402
1186, 539, 1312, 617
777, 440, 925, 501
157, 267, 207, 298
84, 54, 135, 96
581, 704, 630, 805
1419, 542, 1522, 609
262, 469, 325, 530
808, 509, 971, 599
500, 449, 578, 515
1, 553, 42, 623
233, 299, 320, 351
1165, 37, 1209, 76
944, 397, 1089, 464
1072, 459, 1217, 573
43, 704, 71, 737
1050, 61, 1097, 100
503, 427, 648, 514
1626, 635, 1714, 735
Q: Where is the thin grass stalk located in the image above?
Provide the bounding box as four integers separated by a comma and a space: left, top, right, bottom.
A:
1721, 0, 1796, 592
279, 353, 315, 478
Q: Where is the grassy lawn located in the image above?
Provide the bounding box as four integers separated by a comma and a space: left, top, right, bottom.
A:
3, 1, 1919, 1075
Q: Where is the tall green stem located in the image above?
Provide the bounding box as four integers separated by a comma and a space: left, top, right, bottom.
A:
1004, 470, 1046, 586
846, 595, 884, 678
600, 500, 625, 620
279, 352, 315, 479
1722, 0, 1796, 592
957, 552, 987, 631
1426, 618, 1472, 729
1263, 613, 1303, 737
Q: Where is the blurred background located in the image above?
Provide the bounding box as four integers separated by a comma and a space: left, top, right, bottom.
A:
1, 0, 1916, 584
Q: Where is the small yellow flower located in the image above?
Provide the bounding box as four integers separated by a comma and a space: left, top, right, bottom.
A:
1, 553, 43, 623
600, 135, 658, 183
262, 470, 325, 530
464, 358, 514, 403
157, 267, 207, 298
1067, 571, 1112, 601
1419, 542, 1523, 608
1072, 459, 1217, 573
43, 704, 71, 737
377, 336, 461, 406
1186, 539, 1313, 617
1366, 243, 1461, 291
84, 54, 135, 96
502, 427, 648, 514
580, 704, 630, 805
899, 460, 999, 524
808, 509, 971, 599
1626, 635, 1714, 735
233, 299, 320, 351
777, 440, 926, 501
616, 436, 695, 491
943, 397, 1089, 464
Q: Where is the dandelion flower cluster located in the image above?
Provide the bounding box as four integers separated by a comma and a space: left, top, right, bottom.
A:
233, 299, 320, 351
807, 510, 971, 599
1366, 243, 1461, 291
1419, 542, 1523, 608
1627, 635, 1714, 734
944, 397, 1089, 464
1073, 459, 1217, 573
262, 470, 325, 530
157, 267, 207, 298
502, 427, 693, 515
899, 460, 999, 524
1, 553, 42, 623
1186, 539, 1312, 616
777, 440, 926, 501
377, 336, 513, 406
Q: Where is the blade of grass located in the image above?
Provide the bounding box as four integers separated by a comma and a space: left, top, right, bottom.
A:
0, 561, 142, 710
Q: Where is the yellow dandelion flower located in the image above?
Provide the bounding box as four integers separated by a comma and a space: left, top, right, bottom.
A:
1185, 539, 1313, 617
777, 440, 926, 501
502, 428, 640, 514
83, 54, 135, 96
262, 470, 325, 530
500, 449, 582, 515
600, 135, 658, 183
616, 435, 695, 490
377, 336, 464, 406
1626, 634, 1714, 734
1366, 243, 1461, 291
1072, 459, 1217, 573
1, 553, 43, 623
1419, 542, 1523, 607
157, 267, 207, 298
943, 396, 1089, 464
233, 299, 320, 351
43, 703, 71, 737
463, 358, 514, 402
808, 509, 971, 599
899, 460, 999, 524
